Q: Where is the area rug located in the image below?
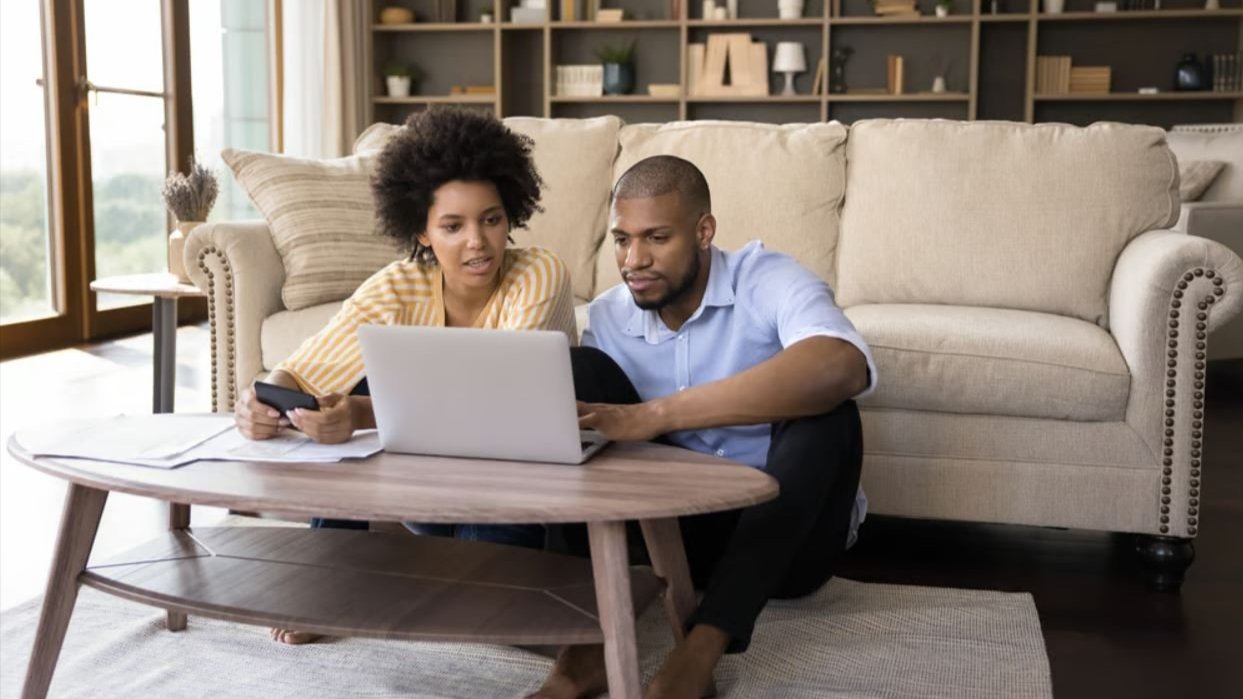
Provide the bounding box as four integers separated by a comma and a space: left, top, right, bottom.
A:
0, 575, 1051, 699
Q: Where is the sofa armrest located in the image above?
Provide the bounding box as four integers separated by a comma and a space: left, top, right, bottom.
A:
184, 220, 285, 412
1171, 201, 1243, 251
1110, 230, 1243, 537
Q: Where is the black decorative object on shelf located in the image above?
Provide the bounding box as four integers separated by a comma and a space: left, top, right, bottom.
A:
596, 40, 637, 96
1176, 53, 1207, 92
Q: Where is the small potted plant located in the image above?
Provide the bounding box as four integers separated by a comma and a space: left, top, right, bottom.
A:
161, 158, 218, 282
384, 63, 421, 97
935, 0, 953, 17
595, 40, 636, 96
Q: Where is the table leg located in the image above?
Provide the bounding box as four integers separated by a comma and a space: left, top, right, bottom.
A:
151, 296, 177, 414
640, 518, 717, 696
22, 484, 108, 699
588, 520, 641, 699
165, 503, 191, 632
152, 296, 189, 632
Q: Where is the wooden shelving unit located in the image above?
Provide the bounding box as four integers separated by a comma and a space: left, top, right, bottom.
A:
366, 0, 1243, 128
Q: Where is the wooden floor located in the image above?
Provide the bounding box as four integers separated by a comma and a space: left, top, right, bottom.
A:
1, 325, 1240, 696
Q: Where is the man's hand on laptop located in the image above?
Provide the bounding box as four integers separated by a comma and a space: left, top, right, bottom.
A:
287, 394, 355, 444
577, 401, 666, 442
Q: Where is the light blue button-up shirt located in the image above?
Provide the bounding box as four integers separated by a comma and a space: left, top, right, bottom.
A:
583, 241, 877, 544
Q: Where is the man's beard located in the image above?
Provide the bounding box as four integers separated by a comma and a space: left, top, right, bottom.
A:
631, 252, 701, 311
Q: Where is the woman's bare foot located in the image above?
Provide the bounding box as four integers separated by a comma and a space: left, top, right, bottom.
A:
525, 644, 609, 699
269, 628, 325, 645
644, 625, 729, 699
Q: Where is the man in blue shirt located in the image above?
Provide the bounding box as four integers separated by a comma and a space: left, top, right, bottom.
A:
530, 155, 875, 699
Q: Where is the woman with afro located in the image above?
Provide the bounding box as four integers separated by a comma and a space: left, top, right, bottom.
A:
232, 108, 576, 643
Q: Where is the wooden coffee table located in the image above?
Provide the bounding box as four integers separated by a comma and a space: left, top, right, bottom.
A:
9, 421, 777, 699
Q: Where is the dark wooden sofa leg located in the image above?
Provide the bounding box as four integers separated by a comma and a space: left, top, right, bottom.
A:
1135, 535, 1195, 592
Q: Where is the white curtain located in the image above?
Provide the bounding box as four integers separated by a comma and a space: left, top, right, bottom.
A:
281, 0, 368, 158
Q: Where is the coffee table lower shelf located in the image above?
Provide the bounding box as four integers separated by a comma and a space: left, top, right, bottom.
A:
80, 526, 664, 646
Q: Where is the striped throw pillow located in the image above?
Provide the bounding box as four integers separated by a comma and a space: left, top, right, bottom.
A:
222, 148, 402, 311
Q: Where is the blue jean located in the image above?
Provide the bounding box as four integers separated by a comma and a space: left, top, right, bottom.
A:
309, 377, 546, 549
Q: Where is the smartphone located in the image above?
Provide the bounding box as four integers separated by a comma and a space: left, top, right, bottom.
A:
254, 380, 319, 417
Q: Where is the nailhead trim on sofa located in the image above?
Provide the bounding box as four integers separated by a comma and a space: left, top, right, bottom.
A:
196, 246, 237, 413
1162, 267, 1226, 537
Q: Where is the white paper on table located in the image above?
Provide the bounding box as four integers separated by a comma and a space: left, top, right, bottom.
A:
15, 415, 235, 461
15, 415, 381, 470
187, 428, 382, 463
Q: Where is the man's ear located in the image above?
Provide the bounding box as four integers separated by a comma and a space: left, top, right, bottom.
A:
697, 213, 717, 250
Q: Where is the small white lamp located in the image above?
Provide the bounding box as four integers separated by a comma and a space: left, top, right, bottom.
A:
773, 42, 807, 97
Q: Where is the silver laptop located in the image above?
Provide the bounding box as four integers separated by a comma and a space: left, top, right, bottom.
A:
357, 325, 609, 464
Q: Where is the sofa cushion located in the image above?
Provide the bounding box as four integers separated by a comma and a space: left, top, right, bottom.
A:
351, 117, 621, 302
836, 120, 1180, 327
1167, 124, 1243, 202
599, 120, 847, 296
1178, 160, 1226, 202
845, 304, 1130, 421
223, 148, 402, 311
261, 301, 343, 371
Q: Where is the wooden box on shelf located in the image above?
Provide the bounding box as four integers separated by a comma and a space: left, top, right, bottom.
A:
688, 34, 768, 97
1036, 55, 1072, 96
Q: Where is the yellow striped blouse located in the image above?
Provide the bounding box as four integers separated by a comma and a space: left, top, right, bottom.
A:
275, 246, 577, 396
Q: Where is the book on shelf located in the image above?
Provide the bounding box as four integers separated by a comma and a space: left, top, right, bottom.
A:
886, 55, 905, 95
555, 65, 604, 97
597, 8, 625, 21
811, 57, 826, 96
1035, 55, 1071, 95
1212, 53, 1242, 92
1069, 66, 1110, 94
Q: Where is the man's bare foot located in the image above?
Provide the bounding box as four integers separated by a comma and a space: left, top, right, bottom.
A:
525, 644, 609, 699
269, 628, 325, 645
644, 625, 730, 699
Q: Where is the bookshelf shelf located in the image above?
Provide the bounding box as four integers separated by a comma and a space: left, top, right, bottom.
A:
1034, 92, 1243, 102
829, 92, 971, 102
687, 18, 824, 27
1035, 9, 1243, 22
374, 95, 498, 104
372, 23, 495, 32
552, 20, 682, 29
830, 16, 975, 25
365, 0, 1241, 128
686, 95, 823, 103
551, 95, 681, 102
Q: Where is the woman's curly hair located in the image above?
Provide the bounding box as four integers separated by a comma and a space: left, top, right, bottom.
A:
371, 108, 544, 264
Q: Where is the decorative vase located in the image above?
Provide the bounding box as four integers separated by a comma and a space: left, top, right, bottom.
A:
931, 76, 947, 93
1175, 53, 1206, 91
602, 63, 635, 95
1043, 0, 1065, 13
1205, 0, 1220, 9
935, 5, 950, 17
727, 0, 738, 19
778, 0, 805, 19
386, 76, 412, 97
168, 221, 199, 283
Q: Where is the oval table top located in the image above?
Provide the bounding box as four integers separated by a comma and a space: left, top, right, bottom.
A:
90, 273, 203, 299
8, 434, 778, 524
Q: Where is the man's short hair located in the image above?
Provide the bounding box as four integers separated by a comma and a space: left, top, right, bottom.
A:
612, 155, 711, 216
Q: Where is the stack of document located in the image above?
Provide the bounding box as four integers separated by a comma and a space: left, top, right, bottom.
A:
16, 414, 382, 469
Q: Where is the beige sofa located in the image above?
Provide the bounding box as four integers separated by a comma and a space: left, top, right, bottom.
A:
1166, 123, 1243, 360
186, 118, 1243, 590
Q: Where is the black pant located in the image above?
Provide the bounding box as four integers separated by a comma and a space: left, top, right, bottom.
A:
557, 347, 864, 654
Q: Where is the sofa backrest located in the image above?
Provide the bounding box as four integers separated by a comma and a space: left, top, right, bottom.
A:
1167, 124, 1243, 202
834, 120, 1180, 327
353, 117, 620, 303
596, 120, 848, 297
